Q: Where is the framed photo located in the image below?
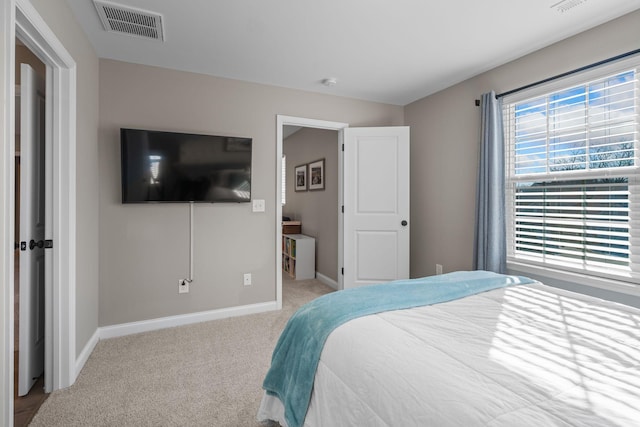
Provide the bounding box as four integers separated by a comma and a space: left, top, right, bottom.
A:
295, 164, 307, 191
308, 159, 325, 191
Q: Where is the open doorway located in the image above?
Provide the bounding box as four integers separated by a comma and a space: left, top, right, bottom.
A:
3, 2, 79, 425
275, 116, 410, 306
275, 116, 348, 309
282, 126, 339, 287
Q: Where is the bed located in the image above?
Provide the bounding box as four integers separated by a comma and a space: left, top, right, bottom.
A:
258, 271, 640, 427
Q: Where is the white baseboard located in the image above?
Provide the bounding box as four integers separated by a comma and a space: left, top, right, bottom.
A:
98, 301, 279, 340
316, 272, 338, 290
75, 328, 99, 379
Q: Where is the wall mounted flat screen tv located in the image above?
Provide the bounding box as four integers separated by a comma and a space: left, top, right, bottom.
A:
121, 128, 252, 203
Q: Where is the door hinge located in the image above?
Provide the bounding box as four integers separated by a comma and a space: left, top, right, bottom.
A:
341, 205, 344, 213
342, 144, 344, 151
341, 268, 344, 275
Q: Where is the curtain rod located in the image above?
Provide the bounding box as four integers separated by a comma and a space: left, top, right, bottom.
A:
474, 48, 640, 106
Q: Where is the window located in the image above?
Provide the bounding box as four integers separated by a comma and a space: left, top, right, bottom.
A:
148, 155, 162, 184
503, 60, 640, 283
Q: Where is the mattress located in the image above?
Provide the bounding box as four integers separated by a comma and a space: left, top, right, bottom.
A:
258, 281, 640, 426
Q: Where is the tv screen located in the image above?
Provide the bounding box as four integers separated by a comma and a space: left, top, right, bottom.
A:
120, 128, 252, 203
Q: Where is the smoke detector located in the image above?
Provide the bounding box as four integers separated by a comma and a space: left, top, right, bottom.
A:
551, 0, 587, 13
93, 0, 165, 41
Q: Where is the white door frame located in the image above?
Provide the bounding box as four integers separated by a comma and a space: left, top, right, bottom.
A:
276, 116, 348, 308
2, 0, 77, 424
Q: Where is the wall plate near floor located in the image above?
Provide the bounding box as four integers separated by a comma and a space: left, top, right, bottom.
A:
178, 279, 189, 293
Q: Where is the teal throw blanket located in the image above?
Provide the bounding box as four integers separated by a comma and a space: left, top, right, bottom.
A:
262, 270, 535, 427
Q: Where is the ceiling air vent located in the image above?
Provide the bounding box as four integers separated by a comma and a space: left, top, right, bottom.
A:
93, 0, 165, 41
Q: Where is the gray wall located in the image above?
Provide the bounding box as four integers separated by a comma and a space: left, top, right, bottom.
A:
405, 11, 640, 302
98, 59, 403, 326
283, 128, 339, 282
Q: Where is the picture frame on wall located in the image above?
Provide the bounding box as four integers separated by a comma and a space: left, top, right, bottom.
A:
308, 158, 325, 191
295, 164, 308, 191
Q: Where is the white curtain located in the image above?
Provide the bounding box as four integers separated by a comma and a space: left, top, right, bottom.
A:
473, 91, 506, 273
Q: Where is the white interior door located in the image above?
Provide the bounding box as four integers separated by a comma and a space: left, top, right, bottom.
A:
342, 126, 410, 289
18, 63, 46, 396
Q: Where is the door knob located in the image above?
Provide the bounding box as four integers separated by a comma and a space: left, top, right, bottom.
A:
401, 220, 408, 226
29, 239, 44, 250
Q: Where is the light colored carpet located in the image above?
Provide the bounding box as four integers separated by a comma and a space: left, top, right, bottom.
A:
30, 277, 334, 426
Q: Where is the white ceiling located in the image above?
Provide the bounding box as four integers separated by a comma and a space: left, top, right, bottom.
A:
65, 0, 640, 106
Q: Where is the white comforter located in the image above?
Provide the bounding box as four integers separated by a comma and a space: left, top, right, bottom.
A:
258, 282, 640, 426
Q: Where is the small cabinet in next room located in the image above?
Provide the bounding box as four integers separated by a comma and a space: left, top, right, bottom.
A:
282, 234, 315, 280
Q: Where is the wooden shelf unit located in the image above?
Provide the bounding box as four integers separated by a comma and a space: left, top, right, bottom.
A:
282, 234, 315, 280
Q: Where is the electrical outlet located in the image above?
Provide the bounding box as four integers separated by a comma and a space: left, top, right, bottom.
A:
243, 273, 252, 286
178, 279, 189, 294
436, 264, 443, 275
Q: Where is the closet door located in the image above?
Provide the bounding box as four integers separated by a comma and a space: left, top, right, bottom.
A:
18, 63, 46, 396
